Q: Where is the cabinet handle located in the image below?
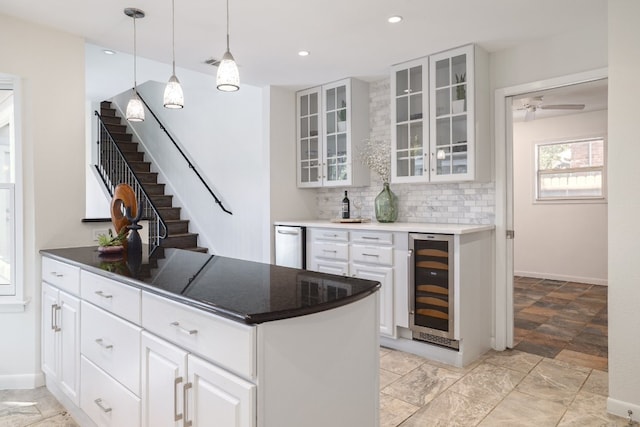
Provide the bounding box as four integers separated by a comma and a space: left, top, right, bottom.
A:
184, 382, 193, 427
407, 250, 413, 313
174, 377, 183, 421
94, 290, 113, 299
361, 236, 379, 240
51, 304, 61, 332
50, 271, 64, 278
95, 338, 113, 350
94, 398, 112, 413
322, 249, 337, 253
323, 233, 338, 237
170, 321, 198, 336
362, 253, 380, 258
277, 229, 299, 235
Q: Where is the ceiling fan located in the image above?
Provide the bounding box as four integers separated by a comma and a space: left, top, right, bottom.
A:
515, 96, 585, 121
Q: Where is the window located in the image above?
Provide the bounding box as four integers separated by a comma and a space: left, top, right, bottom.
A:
0, 79, 17, 299
535, 138, 605, 201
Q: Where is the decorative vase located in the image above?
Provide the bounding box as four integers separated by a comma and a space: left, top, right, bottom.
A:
375, 182, 398, 223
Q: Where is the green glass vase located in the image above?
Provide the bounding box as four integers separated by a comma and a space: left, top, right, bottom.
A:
375, 182, 398, 223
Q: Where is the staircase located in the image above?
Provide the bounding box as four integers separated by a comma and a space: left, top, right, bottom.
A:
98, 101, 207, 253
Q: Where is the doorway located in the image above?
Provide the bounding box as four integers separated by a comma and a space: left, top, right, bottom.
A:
493, 68, 608, 352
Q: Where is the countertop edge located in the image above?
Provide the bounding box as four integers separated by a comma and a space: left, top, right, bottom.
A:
274, 220, 495, 235
40, 247, 381, 325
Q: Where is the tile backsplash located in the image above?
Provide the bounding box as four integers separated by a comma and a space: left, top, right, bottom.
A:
315, 78, 495, 225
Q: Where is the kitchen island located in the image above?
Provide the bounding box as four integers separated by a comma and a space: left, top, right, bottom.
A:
40, 246, 380, 427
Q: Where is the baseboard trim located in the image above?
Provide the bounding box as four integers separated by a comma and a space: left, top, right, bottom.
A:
0, 372, 45, 389
607, 397, 640, 423
514, 270, 607, 286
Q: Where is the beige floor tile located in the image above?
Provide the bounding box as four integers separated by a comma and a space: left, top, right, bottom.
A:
447, 363, 527, 406
400, 390, 495, 427
581, 369, 608, 396
515, 358, 590, 406
478, 390, 567, 426
381, 363, 463, 407
380, 368, 402, 389
27, 412, 79, 427
379, 349, 427, 376
380, 346, 393, 358
483, 348, 543, 373
558, 391, 629, 427
379, 393, 419, 427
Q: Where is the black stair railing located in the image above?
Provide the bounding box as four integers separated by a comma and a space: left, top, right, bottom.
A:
94, 111, 168, 255
137, 92, 232, 215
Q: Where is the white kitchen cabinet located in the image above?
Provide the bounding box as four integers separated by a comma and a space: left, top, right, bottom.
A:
42, 281, 80, 406
390, 44, 489, 183
296, 78, 370, 188
307, 228, 400, 337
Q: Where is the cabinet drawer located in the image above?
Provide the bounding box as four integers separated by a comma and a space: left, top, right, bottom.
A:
351, 244, 394, 266
42, 257, 80, 295
351, 230, 393, 245
81, 301, 142, 396
310, 228, 349, 242
311, 241, 349, 261
141, 292, 256, 380
81, 271, 141, 324
81, 356, 141, 427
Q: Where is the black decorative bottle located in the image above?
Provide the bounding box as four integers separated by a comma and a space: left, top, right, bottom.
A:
342, 191, 350, 219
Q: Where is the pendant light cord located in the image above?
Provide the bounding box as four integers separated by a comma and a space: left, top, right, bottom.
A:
171, 0, 176, 75
133, 14, 138, 92
226, 0, 230, 51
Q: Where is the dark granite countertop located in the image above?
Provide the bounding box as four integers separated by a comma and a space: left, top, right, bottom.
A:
40, 246, 380, 325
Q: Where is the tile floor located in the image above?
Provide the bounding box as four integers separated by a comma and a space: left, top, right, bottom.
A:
513, 277, 608, 371
0, 278, 620, 427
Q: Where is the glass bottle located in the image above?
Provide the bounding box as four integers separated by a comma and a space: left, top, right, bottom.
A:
375, 183, 398, 223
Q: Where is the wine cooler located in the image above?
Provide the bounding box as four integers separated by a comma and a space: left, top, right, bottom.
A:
409, 233, 459, 350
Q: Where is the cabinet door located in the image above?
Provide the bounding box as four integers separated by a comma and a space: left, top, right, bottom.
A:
141, 332, 188, 427
42, 282, 59, 380
352, 264, 394, 337
187, 354, 255, 427
391, 58, 429, 183
297, 87, 323, 188
58, 290, 80, 406
429, 45, 475, 181
311, 258, 349, 276
322, 80, 351, 186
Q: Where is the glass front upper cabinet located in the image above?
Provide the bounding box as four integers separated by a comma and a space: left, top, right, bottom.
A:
297, 87, 322, 187
391, 58, 429, 183
429, 45, 475, 181
323, 82, 349, 185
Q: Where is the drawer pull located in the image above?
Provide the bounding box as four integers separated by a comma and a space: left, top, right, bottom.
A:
51, 304, 61, 332
323, 233, 338, 238
170, 321, 198, 336
184, 382, 193, 427
94, 290, 113, 299
95, 338, 113, 350
362, 253, 380, 258
322, 249, 337, 253
94, 398, 112, 413
361, 236, 380, 240
174, 377, 183, 421
50, 272, 64, 278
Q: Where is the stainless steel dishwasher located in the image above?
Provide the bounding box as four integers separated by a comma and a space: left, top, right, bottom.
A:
274, 225, 306, 269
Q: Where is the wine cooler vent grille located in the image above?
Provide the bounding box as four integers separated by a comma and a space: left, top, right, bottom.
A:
413, 331, 460, 351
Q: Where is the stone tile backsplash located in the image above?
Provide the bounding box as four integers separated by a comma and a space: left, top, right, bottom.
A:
315, 77, 495, 225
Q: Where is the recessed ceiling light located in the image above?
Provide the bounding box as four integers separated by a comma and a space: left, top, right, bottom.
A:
103, 49, 116, 55
388, 16, 403, 24
298, 50, 310, 57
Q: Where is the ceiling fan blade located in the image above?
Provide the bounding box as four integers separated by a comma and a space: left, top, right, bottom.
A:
539, 104, 585, 110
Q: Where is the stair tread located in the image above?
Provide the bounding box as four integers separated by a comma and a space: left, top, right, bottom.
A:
165, 232, 198, 237
164, 219, 189, 223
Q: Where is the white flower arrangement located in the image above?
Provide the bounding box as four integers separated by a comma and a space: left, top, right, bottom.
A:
360, 139, 391, 183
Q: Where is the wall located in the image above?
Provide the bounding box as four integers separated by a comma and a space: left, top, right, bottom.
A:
111, 80, 268, 263
513, 110, 608, 285
316, 79, 495, 225
607, 0, 640, 418
0, 14, 95, 388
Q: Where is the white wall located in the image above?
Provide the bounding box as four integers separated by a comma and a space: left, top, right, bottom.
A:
111, 80, 269, 262
607, 0, 640, 418
0, 14, 96, 388
513, 110, 608, 285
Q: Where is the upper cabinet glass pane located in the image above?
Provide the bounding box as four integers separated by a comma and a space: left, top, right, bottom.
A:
300, 94, 309, 116
336, 85, 347, 110
435, 88, 450, 117
409, 66, 422, 93
396, 69, 408, 96
409, 94, 422, 120
309, 92, 318, 114
450, 54, 467, 87
326, 88, 336, 111
396, 97, 409, 123
435, 59, 449, 88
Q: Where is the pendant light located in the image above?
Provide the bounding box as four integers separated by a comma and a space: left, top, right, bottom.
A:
216, 0, 240, 92
163, 0, 184, 108
125, 8, 145, 122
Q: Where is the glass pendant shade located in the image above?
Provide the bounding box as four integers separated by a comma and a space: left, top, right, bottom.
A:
216, 50, 240, 92
163, 74, 184, 108
126, 92, 145, 122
